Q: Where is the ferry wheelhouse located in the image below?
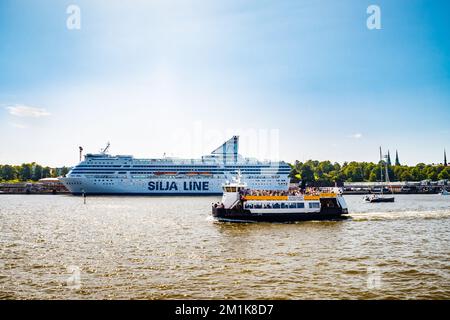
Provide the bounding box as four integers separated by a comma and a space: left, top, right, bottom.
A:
212, 174, 349, 222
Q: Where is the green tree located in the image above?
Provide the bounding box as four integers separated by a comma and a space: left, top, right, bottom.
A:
437, 167, 450, 180
42, 167, 52, 178
32, 164, 43, 181
19, 164, 33, 181
298, 164, 315, 187
400, 170, 413, 181
1, 165, 17, 180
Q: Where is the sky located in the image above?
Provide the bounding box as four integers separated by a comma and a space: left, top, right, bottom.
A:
0, 0, 449, 167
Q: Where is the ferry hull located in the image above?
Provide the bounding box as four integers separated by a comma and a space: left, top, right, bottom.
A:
212, 207, 348, 223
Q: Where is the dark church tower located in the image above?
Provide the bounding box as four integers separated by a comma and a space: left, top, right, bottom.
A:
395, 150, 400, 166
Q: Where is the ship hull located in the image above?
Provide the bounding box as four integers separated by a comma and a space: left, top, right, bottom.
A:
59, 176, 289, 195
212, 207, 348, 223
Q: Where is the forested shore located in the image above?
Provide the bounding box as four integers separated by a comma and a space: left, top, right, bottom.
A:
1, 161, 449, 184
290, 160, 449, 186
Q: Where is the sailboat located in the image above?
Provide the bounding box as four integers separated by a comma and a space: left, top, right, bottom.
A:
365, 147, 395, 203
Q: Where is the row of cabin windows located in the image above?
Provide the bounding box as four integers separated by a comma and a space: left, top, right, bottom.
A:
79, 165, 289, 169
244, 202, 320, 209
74, 169, 290, 173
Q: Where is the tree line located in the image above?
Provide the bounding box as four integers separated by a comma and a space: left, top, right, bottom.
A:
2, 161, 449, 185
290, 160, 450, 187
0, 163, 70, 182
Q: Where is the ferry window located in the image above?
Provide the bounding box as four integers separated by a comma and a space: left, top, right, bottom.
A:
246, 203, 253, 209
296, 202, 305, 209
281, 203, 287, 209
309, 202, 320, 209
273, 203, 280, 209
254, 203, 262, 209
289, 203, 296, 209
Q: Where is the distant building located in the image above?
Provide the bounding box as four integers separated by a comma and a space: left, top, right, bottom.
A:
395, 150, 400, 166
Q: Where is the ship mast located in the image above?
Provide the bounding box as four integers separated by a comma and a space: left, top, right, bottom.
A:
100, 142, 110, 154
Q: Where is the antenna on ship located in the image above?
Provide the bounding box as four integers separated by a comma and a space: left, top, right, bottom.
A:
100, 142, 110, 154
79, 146, 83, 162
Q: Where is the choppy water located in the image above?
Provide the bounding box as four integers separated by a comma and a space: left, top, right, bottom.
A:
0, 194, 449, 299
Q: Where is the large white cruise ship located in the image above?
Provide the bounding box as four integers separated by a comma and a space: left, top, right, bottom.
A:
59, 136, 291, 195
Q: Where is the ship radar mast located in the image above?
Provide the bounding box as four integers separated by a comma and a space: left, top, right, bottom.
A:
100, 142, 110, 154
232, 170, 242, 184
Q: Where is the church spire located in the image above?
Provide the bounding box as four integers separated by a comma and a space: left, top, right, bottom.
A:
395, 150, 400, 166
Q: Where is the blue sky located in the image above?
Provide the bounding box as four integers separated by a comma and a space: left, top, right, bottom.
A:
0, 0, 449, 166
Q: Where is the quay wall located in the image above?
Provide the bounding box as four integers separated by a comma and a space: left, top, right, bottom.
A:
0, 182, 69, 194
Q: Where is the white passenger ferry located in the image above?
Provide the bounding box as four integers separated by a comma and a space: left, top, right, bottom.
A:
212, 174, 349, 222
59, 136, 291, 195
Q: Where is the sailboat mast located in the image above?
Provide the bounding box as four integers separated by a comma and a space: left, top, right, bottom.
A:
384, 154, 393, 194
379, 147, 383, 195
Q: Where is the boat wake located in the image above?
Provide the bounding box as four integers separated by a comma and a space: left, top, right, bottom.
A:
349, 209, 450, 221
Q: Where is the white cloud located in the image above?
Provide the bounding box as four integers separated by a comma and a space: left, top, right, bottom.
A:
6, 105, 51, 118
10, 122, 28, 129
349, 133, 363, 139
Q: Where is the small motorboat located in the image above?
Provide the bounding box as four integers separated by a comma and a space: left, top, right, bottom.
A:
439, 189, 449, 196
364, 195, 395, 203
